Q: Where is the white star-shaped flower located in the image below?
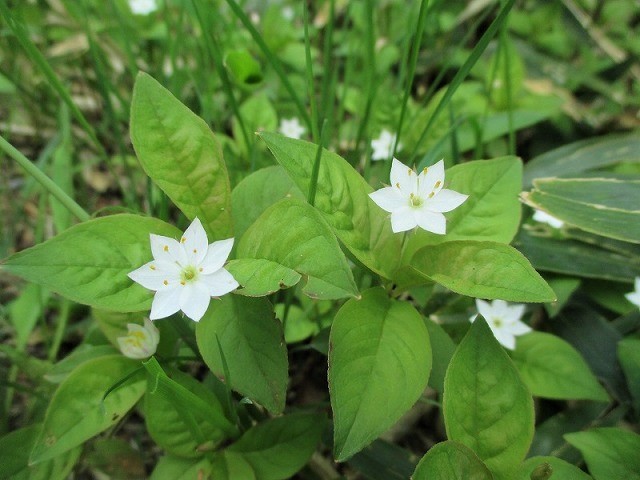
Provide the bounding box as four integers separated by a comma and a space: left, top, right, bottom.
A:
369, 158, 468, 234
128, 218, 239, 322
625, 277, 640, 308
117, 318, 160, 359
533, 209, 564, 229
470, 299, 532, 350
371, 129, 402, 161
128, 0, 158, 15
279, 117, 305, 139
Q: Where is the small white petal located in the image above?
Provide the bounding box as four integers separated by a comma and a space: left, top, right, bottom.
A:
491, 299, 510, 318
150, 287, 182, 320
625, 291, 640, 308
179, 282, 211, 322
507, 303, 526, 322
182, 218, 209, 265
418, 160, 445, 198
415, 209, 446, 235
493, 329, 516, 350
427, 189, 468, 213
201, 238, 234, 274
150, 234, 188, 266
369, 187, 405, 213
505, 321, 532, 336
202, 268, 239, 297
533, 210, 564, 228
475, 299, 493, 319
128, 261, 179, 291
390, 158, 416, 196
143, 317, 160, 346
390, 207, 418, 233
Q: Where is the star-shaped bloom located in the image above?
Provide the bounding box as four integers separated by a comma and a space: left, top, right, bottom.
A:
470, 299, 532, 350
533, 209, 564, 229
117, 318, 160, 359
279, 117, 305, 139
128, 0, 158, 15
369, 158, 468, 234
625, 277, 640, 308
128, 218, 239, 322
371, 129, 402, 161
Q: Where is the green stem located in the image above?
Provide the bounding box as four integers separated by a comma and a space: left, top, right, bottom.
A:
49, 299, 70, 361
308, 119, 328, 206
303, 2, 319, 142
0, 134, 90, 222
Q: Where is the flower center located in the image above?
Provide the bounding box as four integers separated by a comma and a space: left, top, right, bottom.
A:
491, 317, 503, 328
409, 193, 424, 208
180, 265, 199, 284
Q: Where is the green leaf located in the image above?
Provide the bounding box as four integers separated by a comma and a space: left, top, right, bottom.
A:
232, 93, 277, 155
143, 358, 237, 458
8, 283, 48, 349
329, 287, 431, 461
235, 198, 358, 299
404, 157, 523, 260
225, 49, 263, 87
522, 178, 640, 243
226, 259, 301, 297
411, 440, 493, 480
130, 72, 232, 239
510, 332, 608, 401
617, 338, 640, 414
44, 345, 119, 384
85, 438, 145, 479
518, 456, 592, 480
259, 132, 402, 279
211, 413, 326, 480
150, 456, 211, 480
411, 241, 556, 302
443, 317, 534, 479
424, 318, 456, 393
565, 428, 640, 480
0, 425, 80, 480
1, 214, 180, 312
231, 166, 303, 241
195, 295, 288, 414
30, 355, 146, 464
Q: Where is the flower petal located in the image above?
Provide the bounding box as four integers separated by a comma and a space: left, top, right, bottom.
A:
201, 238, 234, 274
181, 217, 208, 265
201, 268, 239, 297
150, 234, 188, 266
505, 320, 532, 336
179, 282, 211, 322
390, 207, 417, 233
475, 299, 492, 319
507, 303, 526, 322
427, 189, 468, 213
128, 261, 178, 291
390, 158, 416, 197
417, 159, 445, 198
369, 187, 405, 213
150, 287, 182, 320
626, 291, 640, 308
493, 328, 516, 350
414, 209, 446, 234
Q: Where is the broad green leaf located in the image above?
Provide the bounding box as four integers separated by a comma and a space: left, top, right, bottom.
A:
618, 338, 640, 414
523, 133, 640, 188
195, 295, 288, 414
143, 359, 237, 458
518, 456, 592, 480
411, 440, 493, 480
211, 413, 326, 480
225, 49, 263, 87
259, 132, 402, 279
522, 178, 640, 243
411, 241, 556, 302
150, 456, 211, 480
235, 198, 358, 299
31, 355, 146, 463
404, 157, 523, 261
424, 318, 456, 393
516, 230, 640, 282
226, 259, 301, 297
329, 287, 431, 461
44, 345, 118, 383
511, 332, 608, 401
443, 317, 534, 479
130, 72, 232, 239
565, 428, 640, 480
347, 439, 417, 480
8, 283, 48, 349
232, 93, 277, 156
1, 214, 180, 312
231, 165, 303, 241
0, 425, 80, 480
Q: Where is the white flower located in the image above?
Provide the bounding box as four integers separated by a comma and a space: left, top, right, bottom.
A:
533, 209, 564, 229
470, 299, 532, 350
128, 218, 239, 322
282, 6, 294, 20
625, 277, 640, 308
279, 118, 305, 139
369, 158, 468, 234
128, 0, 158, 15
371, 129, 402, 161
117, 318, 160, 359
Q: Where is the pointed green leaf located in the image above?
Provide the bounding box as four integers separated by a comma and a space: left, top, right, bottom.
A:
565, 428, 640, 480
130, 72, 232, 239
443, 317, 534, 479
411, 441, 493, 480
411, 240, 555, 302
330, 287, 431, 461
1, 214, 179, 312
150, 456, 212, 480
511, 332, 609, 401
30, 356, 145, 464
518, 456, 593, 480
235, 198, 358, 299
618, 338, 640, 414
259, 132, 402, 279
226, 259, 301, 297
195, 296, 288, 414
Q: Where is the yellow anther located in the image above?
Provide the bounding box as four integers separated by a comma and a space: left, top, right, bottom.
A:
423, 167, 428, 173
163, 280, 168, 286
181, 237, 186, 243
435, 180, 442, 188
199, 267, 203, 272
193, 249, 197, 253
180, 280, 186, 286
428, 191, 435, 198
163, 245, 169, 252
395, 182, 401, 188
150, 265, 156, 270
407, 168, 413, 175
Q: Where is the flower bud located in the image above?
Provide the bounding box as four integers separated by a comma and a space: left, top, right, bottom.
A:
117, 318, 160, 359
